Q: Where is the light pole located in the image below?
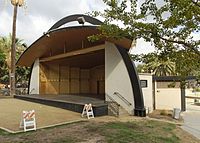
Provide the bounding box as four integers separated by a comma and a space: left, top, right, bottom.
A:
10, 0, 24, 96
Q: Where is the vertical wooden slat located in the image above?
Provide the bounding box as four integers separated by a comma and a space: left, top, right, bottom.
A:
70, 67, 80, 94
59, 65, 70, 94
80, 69, 90, 93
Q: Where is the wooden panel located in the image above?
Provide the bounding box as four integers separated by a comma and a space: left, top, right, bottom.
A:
90, 65, 104, 80
80, 69, 90, 79
89, 65, 105, 94
99, 81, 105, 94
39, 64, 48, 94
40, 64, 48, 82
59, 80, 70, 94
40, 82, 47, 94
80, 79, 90, 93
47, 81, 59, 94
70, 67, 80, 79
49, 64, 59, 79
60, 66, 69, 79
70, 79, 80, 94
97, 67, 105, 80
90, 68, 96, 79
43, 64, 59, 94
90, 80, 97, 94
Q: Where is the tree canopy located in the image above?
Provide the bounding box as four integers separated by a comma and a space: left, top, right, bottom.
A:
0, 35, 30, 85
91, 0, 200, 77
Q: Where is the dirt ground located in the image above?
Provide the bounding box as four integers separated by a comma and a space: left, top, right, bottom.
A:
148, 109, 183, 122
0, 98, 199, 142
0, 98, 83, 132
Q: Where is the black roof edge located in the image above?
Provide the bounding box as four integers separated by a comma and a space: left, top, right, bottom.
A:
48, 14, 103, 31
153, 75, 197, 82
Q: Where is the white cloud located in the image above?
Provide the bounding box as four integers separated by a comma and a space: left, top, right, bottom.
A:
0, 0, 107, 45
17, 15, 55, 44
130, 38, 155, 55
0, 11, 12, 36
0, 0, 155, 55
87, 0, 106, 11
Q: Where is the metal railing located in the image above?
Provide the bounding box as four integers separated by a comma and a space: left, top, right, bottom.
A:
16, 88, 28, 95
106, 94, 120, 117
113, 92, 132, 106
0, 88, 10, 96
0, 88, 28, 96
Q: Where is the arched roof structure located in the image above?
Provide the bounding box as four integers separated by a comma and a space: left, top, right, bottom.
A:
17, 14, 132, 67
17, 14, 146, 117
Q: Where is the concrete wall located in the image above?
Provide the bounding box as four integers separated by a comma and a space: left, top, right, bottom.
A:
139, 74, 153, 113
185, 88, 198, 96
185, 89, 200, 104
29, 58, 40, 94
155, 84, 181, 110
105, 42, 134, 114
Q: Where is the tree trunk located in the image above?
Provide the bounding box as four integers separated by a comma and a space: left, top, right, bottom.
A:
10, 5, 18, 96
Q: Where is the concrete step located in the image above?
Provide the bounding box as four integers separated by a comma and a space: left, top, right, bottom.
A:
118, 106, 129, 116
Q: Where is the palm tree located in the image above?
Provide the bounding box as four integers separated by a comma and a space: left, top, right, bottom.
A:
0, 48, 8, 83
150, 58, 176, 76
0, 35, 25, 69
9, 0, 25, 96
0, 35, 26, 87
134, 52, 176, 76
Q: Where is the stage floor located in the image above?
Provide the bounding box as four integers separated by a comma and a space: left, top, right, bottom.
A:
14, 94, 108, 116
16, 94, 105, 105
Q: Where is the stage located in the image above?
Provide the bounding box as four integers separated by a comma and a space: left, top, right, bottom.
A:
14, 94, 108, 116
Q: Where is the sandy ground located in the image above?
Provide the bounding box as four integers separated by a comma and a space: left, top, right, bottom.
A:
0, 98, 83, 132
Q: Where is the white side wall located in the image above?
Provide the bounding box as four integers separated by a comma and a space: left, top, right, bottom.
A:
105, 42, 134, 114
186, 88, 200, 104
139, 74, 153, 113
155, 87, 181, 110
186, 88, 197, 97
29, 58, 40, 94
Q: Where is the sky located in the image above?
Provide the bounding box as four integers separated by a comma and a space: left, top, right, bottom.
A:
0, 0, 155, 54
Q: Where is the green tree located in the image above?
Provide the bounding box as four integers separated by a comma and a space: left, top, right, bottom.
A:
0, 48, 8, 83
171, 49, 200, 76
132, 51, 176, 76
133, 47, 200, 77
0, 35, 30, 85
0, 34, 26, 67
91, 0, 200, 77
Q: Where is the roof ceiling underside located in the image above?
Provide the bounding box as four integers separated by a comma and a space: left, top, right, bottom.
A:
42, 49, 105, 69
17, 26, 132, 67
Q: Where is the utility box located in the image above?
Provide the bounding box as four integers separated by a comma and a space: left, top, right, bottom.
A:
173, 108, 181, 119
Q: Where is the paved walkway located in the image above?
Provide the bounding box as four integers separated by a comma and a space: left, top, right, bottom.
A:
181, 101, 200, 140
0, 98, 83, 132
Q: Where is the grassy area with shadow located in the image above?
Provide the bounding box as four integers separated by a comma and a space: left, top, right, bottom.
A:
86, 120, 179, 143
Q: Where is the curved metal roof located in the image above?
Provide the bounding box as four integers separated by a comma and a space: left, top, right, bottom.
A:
17, 14, 132, 67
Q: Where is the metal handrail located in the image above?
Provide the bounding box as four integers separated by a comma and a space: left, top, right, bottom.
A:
106, 94, 120, 106
113, 92, 132, 106
106, 94, 120, 117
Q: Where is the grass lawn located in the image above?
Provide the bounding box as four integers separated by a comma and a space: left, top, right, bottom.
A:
86, 120, 179, 143
0, 118, 199, 143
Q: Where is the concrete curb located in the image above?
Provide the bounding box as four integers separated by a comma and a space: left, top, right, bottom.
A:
0, 119, 86, 134
146, 116, 184, 126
